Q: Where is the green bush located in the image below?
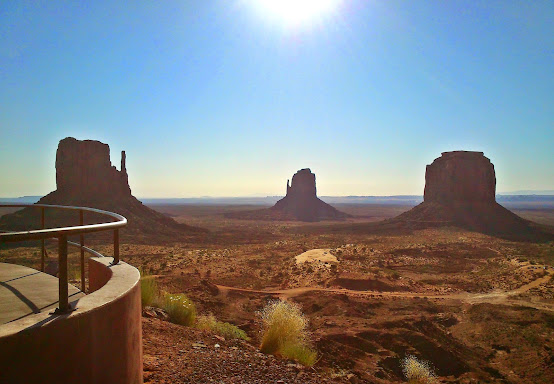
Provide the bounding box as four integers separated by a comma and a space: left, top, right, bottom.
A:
162, 293, 196, 326
281, 343, 318, 367
259, 300, 317, 366
140, 275, 159, 308
196, 314, 249, 340
401, 355, 437, 384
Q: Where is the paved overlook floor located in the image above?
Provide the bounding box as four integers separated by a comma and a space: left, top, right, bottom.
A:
0, 262, 84, 324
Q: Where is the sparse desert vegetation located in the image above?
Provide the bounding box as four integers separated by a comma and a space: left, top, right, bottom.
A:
141, 272, 249, 339
2, 203, 553, 382
196, 314, 249, 340
259, 300, 318, 366
401, 355, 436, 384
162, 293, 197, 326
140, 273, 159, 307
2, 1, 553, 382
140, 271, 197, 326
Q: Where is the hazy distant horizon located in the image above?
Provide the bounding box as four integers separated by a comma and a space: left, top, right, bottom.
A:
2, 191, 554, 203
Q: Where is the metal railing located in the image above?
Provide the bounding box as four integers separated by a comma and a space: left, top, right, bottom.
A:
0, 204, 127, 314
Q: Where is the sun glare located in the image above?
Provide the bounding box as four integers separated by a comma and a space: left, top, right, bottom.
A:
254, 0, 341, 27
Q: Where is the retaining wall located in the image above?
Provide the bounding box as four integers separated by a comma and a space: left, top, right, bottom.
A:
0, 257, 143, 384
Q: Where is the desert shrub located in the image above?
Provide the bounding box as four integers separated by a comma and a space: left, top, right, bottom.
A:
259, 300, 317, 366
196, 314, 249, 340
390, 270, 401, 280
281, 343, 318, 367
401, 355, 437, 384
162, 293, 196, 326
140, 274, 159, 308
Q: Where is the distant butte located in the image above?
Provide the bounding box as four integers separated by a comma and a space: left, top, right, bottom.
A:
0, 137, 204, 238
227, 168, 350, 222
271, 169, 350, 221
390, 151, 553, 240
55, 137, 132, 200
424, 151, 496, 204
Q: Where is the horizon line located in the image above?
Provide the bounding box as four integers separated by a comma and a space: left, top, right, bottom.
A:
2, 191, 554, 200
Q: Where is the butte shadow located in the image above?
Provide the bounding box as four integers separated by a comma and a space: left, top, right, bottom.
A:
226, 168, 351, 222
318, 151, 554, 242
0, 137, 206, 241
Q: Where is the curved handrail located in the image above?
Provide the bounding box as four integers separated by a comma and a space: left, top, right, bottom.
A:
0, 204, 127, 242
67, 240, 105, 259
0, 203, 127, 314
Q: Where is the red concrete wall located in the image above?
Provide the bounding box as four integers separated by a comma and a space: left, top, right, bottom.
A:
0, 258, 143, 384
89, 256, 113, 292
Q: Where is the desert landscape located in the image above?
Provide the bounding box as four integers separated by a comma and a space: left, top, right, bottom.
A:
1, 140, 553, 383
2, 201, 553, 383
1, 2, 552, 383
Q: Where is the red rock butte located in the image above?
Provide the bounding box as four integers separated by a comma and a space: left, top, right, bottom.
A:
0, 137, 203, 238
55, 137, 131, 199
272, 168, 350, 221
424, 151, 496, 204
227, 168, 350, 222
391, 151, 552, 240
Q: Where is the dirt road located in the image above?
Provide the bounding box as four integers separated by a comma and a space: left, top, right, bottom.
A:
216, 268, 554, 312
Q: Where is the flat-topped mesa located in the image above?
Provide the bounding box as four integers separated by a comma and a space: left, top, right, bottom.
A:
387, 150, 554, 241
424, 151, 496, 204
56, 137, 131, 199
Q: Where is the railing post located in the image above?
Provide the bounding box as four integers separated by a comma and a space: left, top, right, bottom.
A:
56, 235, 69, 314
113, 229, 119, 264
40, 207, 45, 272
79, 209, 85, 292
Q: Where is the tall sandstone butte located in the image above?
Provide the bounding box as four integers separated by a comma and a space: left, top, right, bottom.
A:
271, 168, 349, 222
55, 137, 131, 199
225, 168, 350, 222
424, 151, 496, 204
393, 150, 550, 240
0, 137, 202, 238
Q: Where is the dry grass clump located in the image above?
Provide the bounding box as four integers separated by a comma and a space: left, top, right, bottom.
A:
140, 275, 159, 307
196, 314, 249, 340
280, 342, 318, 367
162, 293, 197, 326
401, 355, 437, 384
259, 300, 317, 366
140, 270, 196, 326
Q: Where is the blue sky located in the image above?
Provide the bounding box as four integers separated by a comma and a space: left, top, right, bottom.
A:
1, 1, 552, 197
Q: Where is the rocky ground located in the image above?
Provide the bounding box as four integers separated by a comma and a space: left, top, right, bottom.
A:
142, 317, 351, 384
2, 204, 553, 383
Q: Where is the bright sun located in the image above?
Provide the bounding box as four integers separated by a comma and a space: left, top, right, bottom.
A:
254, 0, 341, 27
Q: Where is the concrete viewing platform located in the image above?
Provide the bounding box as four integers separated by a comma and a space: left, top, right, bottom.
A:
0, 262, 84, 324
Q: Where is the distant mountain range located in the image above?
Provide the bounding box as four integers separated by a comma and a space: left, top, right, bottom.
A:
498, 190, 554, 195
1, 194, 553, 208
0, 196, 43, 203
